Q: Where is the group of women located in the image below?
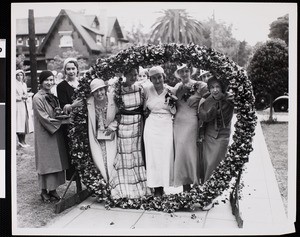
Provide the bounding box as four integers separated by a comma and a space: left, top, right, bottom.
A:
27, 57, 234, 208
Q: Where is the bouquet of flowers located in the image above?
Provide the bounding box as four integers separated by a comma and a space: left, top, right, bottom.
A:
182, 83, 199, 101
165, 89, 178, 108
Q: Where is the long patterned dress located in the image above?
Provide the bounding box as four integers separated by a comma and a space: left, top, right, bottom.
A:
173, 80, 208, 187
143, 84, 175, 188
109, 84, 150, 199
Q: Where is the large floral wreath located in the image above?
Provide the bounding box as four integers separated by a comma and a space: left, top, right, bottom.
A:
68, 43, 257, 212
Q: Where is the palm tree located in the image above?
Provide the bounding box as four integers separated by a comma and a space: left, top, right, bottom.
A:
150, 9, 207, 45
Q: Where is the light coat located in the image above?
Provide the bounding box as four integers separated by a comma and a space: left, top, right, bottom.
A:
87, 92, 118, 182
16, 80, 33, 133
32, 89, 69, 175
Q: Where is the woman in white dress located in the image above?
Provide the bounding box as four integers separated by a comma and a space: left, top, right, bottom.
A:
16, 69, 31, 148
143, 66, 176, 196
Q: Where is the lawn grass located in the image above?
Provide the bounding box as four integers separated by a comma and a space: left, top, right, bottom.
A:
260, 121, 288, 215
16, 133, 80, 228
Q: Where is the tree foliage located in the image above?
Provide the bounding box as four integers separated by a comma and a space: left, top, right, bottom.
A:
247, 39, 288, 116
203, 18, 240, 61
126, 22, 152, 45
268, 14, 289, 46
47, 50, 89, 72
235, 40, 252, 67
150, 9, 209, 46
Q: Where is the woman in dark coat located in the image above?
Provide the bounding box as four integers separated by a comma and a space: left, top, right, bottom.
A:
198, 76, 234, 183
32, 70, 69, 202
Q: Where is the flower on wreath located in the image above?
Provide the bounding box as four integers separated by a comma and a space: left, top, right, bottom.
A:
181, 82, 200, 101
113, 77, 125, 111
165, 89, 178, 108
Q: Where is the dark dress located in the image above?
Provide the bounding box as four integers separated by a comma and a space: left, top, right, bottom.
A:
198, 92, 234, 182
56, 80, 77, 180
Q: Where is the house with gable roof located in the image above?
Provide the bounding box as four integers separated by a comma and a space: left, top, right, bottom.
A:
16, 9, 129, 70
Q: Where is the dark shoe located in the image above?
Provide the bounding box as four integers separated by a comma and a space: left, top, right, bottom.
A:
154, 187, 164, 197
40, 192, 51, 203
49, 190, 61, 201
183, 184, 191, 192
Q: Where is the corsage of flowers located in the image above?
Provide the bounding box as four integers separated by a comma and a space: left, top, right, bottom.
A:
69, 43, 257, 213
181, 83, 200, 101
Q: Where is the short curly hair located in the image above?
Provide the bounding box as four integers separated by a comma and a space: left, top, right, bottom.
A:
207, 76, 229, 94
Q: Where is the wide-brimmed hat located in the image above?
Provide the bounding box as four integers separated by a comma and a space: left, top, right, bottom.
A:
174, 64, 197, 78
90, 79, 108, 93
149, 66, 164, 77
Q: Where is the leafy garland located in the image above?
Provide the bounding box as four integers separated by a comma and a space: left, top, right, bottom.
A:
68, 43, 257, 212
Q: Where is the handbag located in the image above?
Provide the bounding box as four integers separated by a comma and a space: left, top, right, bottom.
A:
97, 129, 115, 141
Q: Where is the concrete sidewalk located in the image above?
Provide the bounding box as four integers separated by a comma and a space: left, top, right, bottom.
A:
41, 114, 293, 235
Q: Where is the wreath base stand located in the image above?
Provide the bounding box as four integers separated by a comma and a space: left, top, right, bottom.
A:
54, 171, 91, 214
230, 169, 243, 228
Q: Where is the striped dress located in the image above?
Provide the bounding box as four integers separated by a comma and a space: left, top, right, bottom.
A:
109, 85, 150, 199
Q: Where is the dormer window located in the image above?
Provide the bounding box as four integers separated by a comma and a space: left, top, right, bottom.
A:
91, 21, 97, 28
59, 31, 73, 48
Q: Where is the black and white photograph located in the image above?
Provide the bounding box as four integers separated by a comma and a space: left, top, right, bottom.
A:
9, 2, 297, 236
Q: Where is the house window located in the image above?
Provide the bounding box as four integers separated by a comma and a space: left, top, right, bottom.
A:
110, 37, 116, 46
35, 37, 39, 47
59, 31, 73, 48
24, 37, 40, 47
17, 38, 23, 46
96, 35, 102, 44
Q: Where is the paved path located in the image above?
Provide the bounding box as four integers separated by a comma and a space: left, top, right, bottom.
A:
18, 113, 294, 235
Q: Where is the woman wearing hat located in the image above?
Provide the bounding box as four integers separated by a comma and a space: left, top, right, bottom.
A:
109, 68, 150, 199
173, 64, 208, 192
198, 76, 234, 185
87, 78, 117, 184
56, 57, 83, 180
32, 70, 69, 202
143, 66, 176, 196
16, 69, 31, 148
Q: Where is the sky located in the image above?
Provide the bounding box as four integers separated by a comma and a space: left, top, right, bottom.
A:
11, 2, 296, 46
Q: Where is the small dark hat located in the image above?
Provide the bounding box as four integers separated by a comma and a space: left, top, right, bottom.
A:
39, 70, 54, 84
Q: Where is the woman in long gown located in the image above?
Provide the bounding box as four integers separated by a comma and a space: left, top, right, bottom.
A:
109, 68, 150, 199
143, 66, 176, 196
32, 70, 69, 202
87, 78, 117, 183
173, 64, 208, 192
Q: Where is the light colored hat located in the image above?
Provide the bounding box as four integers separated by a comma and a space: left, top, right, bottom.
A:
90, 79, 108, 93
139, 66, 149, 75
63, 57, 78, 70
174, 63, 197, 78
199, 69, 209, 76
16, 69, 25, 76
149, 66, 164, 77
